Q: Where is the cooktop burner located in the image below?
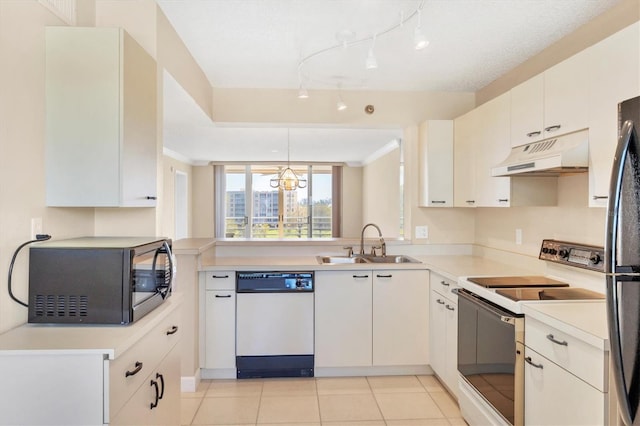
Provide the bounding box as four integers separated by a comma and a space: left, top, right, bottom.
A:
496, 287, 605, 301
466, 276, 569, 288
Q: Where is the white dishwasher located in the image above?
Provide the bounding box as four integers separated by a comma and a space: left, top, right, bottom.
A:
235, 271, 314, 378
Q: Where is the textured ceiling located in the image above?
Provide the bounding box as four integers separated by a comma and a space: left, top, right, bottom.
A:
156, 0, 622, 164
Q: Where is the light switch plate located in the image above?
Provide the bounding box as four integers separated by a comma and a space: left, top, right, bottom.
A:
415, 226, 429, 239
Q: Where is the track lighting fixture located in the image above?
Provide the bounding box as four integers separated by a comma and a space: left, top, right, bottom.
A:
366, 35, 378, 70
414, 9, 429, 50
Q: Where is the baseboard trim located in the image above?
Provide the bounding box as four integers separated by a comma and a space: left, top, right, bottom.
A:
181, 369, 201, 392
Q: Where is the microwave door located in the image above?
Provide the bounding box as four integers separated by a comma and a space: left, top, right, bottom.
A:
606, 117, 640, 426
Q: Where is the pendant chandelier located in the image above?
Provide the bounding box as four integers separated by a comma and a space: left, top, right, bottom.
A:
270, 129, 307, 191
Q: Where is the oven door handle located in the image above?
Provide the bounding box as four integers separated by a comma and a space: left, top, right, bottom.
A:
457, 289, 519, 325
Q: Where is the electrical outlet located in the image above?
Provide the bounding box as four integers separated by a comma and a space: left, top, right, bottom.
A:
415, 225, 429, 239
515, 228, 522, 245
31, 218, 42, 240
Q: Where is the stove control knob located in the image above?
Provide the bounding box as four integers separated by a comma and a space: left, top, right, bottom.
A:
541, 247, 549, 254
549, 249, 557, 255
590, 254, 602, 264
559, 249, 569, 259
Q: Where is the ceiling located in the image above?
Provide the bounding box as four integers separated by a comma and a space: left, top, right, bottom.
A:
156, 0, 622, 165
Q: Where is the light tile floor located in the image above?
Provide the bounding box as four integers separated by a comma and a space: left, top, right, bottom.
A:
181, 375, 467, 426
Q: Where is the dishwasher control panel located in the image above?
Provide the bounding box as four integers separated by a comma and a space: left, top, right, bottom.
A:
236, 271, 314, 292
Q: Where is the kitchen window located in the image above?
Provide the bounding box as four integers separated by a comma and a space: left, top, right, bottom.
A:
214, 165, 339, 238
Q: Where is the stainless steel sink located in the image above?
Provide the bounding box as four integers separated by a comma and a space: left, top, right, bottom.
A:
316, 255, 369, 264
316, 254, 420, 264
362, 254, 420, 264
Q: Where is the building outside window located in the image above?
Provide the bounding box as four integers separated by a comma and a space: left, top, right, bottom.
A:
216, 165, 336, 238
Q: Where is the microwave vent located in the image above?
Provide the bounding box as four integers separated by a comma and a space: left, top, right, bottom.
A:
33, 294, 88, 318
528, 139, 557, 154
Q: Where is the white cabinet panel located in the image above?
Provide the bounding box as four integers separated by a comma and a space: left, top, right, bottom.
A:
315, 271, 373, 367
429, 272, 459, 396
204, 291, 236, 369
588, 22, 640, 207
373, 270, 429, 366
45, 27, 157, 207
419, 120, 454, 207
524, 347, 605, 425
510, 74, 544, 147
454, 109, 478, 207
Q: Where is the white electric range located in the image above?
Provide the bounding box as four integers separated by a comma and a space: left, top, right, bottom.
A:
456, 239, 606, 426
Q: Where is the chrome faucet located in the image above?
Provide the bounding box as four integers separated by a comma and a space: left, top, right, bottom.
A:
360, 223, 386, 256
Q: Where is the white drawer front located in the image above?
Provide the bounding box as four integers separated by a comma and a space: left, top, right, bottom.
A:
525, 317, 606, 391
430, 272, 458, 298
205, 271, 235, 290
110, 307, 182, 417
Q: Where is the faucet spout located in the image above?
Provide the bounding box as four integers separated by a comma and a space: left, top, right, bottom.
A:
360, 223, 384, 255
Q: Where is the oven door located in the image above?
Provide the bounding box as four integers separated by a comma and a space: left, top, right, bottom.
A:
457, 289, 524, 426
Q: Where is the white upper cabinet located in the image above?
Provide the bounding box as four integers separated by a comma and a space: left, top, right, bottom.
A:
46, 27, 158, 207
510, 50, 590, 147
454, 108, 478, 207
474, 92, 512, 207
588, 22, 640, 207
543, 49, 590, 138
419, 120, 454, 207
510, 74, 545, 147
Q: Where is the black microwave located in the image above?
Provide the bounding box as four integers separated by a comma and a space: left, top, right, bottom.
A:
28, 237, 173, 325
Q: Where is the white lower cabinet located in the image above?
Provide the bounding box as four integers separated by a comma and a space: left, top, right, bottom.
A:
315, 270, 373, 367
524, 347, 604, 425
524, 316, 609, 425
204, 290, 236, 369
0, 298, 182, 425
428, 272, 458, 396
373, 270, 429, 366
315, 269, 429, 369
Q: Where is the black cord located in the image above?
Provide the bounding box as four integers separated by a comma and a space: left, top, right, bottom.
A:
8, 234, 51, 308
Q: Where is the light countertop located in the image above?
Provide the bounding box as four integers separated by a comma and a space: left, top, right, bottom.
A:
0, 295, 182, 358
522, 301, 609, 350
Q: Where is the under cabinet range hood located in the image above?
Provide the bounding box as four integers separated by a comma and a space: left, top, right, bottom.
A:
492, 129, 589, 177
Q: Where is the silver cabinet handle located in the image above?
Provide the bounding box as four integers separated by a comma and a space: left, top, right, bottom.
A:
436, 299, 445, 305
445, 305, 455, 311
592, 195, 608, 200
498, 199, 509, 202
526, 130, 542, 138
441, 280, 450, 287
431, 200, 446, 204
525, 356, 544, 369
376, 274, 392, 278
352, 275, 369, 279
545, 124, 562, 132
212, 275, 229, 279
546, 334, 568, 346
465, 200, 475, 204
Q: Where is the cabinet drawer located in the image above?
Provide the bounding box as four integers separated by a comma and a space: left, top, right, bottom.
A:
110, 307, 182, 417
525, 317, 606, 391
205, 271, 235, 290
430, 272, 458, 297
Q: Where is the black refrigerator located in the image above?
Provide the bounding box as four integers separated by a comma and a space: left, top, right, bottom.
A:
606, 95, 640, 426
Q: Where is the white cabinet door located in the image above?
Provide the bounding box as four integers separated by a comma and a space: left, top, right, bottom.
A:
373, 270, 429, 366
544, 49, 590, 139
45, 27, 157, 207
419, 120, 454, 207
510, 74, 545, 147
454, 109, 478, 207
474, 92, 512, 207
315, 271, 373, 367
204, 290, 236, 369
429, 288, 447, 379
111, 344, 181, 426
429, 272, 459, 396
588, 22, 640, 207
524, 347, 605, 425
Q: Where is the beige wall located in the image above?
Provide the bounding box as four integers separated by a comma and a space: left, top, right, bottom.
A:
0, 1, 96, 332
341, 165, 364, 238
191, 165, 215, 237
162, 156, 193, 239
475, 174, 607, 257
362, 147, 402, 239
